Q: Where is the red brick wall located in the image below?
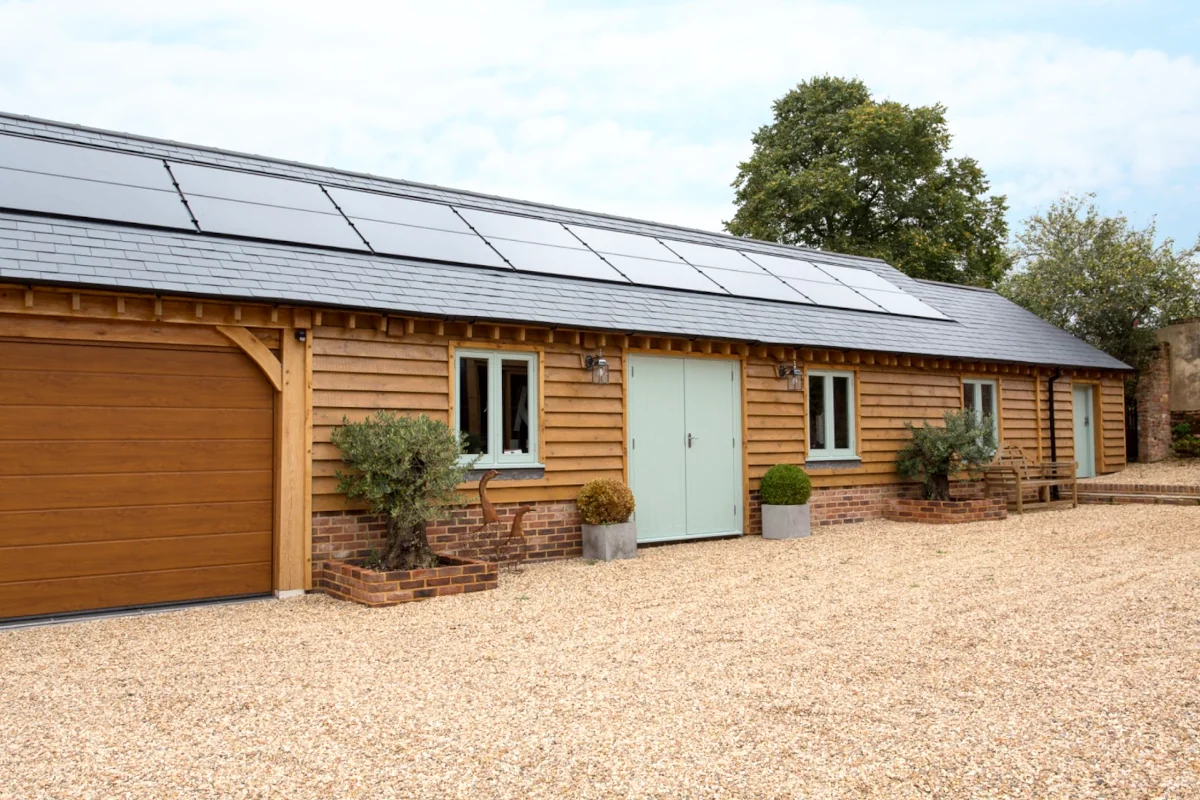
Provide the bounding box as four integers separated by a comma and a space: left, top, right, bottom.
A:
748, 483, 912, 534
882, 497, 1007, 524
320, 555, 498, 606
311, 500, 581, 584
1138, 342, 1172, 462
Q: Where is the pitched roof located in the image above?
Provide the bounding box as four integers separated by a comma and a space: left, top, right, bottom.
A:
0, 111, 1128, 370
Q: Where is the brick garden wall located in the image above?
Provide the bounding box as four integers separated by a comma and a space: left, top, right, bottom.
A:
311, 500, 582, 584
1138, 342, 1172, 463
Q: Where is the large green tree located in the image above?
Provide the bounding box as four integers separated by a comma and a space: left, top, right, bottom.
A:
727, 76, 1010, 286
1001, 194, 1199, 388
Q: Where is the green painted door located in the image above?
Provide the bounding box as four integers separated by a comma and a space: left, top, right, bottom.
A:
683, 359, 740, 536
1073, 384, 1096, 478
628, 355, 742, 542
628, 356, 687, 541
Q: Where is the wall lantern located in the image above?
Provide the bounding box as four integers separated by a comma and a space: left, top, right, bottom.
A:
585, 351, 611, 384
778, 361, 802, 391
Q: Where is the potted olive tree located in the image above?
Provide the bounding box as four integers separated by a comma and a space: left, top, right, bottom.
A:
760, 464, 813, 539
578, 478, 637, 561
332, 411, 474, 570
896, 409, 996, 500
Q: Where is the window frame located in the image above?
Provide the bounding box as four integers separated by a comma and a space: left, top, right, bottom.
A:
962, 377, 1001, 445
806, 369, 858, 460
453, 348, 540, 469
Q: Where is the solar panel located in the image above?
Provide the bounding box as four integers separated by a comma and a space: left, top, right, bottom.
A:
695, 267, 809, 303
185, 196, 368, 251
602, 254, 728, 293
568, 225, 687, 262
352, 218, 508, 268
483, 239, 629, 282
855, 288, 948, 319
326, 188, 471, 233
0, 135, 173, 190
779, 278, 883, 312
455, 208, 581, 248
169, 163, 337, 213
0, 166, 195, 230
742, 252, 833, 282
659, 240, 763, 272
813, 262, 903, 291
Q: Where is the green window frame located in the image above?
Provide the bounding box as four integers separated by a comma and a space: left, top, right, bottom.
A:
454, 349, 540, 468
962, 378, 1000, 444
807, 369, 857, 460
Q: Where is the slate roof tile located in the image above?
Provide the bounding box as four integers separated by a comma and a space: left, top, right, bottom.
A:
0, 112, 1128, 370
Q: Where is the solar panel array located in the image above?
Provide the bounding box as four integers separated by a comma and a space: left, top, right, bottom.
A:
0, 133, 949, 320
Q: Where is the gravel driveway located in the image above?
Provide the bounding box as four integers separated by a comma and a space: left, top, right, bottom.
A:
3, 505, 1198, 799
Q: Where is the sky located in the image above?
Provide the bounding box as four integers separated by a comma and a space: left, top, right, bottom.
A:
0, 0, 1197, 248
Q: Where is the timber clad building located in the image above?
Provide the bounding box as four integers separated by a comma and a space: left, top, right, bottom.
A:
0, 113, 1129, 621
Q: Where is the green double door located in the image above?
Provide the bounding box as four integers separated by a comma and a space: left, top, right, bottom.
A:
627, 355, 742, 543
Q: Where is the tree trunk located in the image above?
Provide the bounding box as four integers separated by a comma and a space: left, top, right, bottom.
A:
926, 474, 952, 501
381, 518, 440, 571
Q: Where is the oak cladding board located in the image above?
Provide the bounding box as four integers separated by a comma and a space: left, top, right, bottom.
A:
311, 327, 625, 510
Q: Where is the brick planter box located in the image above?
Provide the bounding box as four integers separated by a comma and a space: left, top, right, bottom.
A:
882, 497, 1007, 524
319, 555, 499, 607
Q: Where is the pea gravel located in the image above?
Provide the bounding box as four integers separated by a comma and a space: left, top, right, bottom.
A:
3, 505, 1199, 799
1082, 458, 1200, 486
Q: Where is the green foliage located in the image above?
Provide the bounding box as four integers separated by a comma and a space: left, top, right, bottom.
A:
1171, 422, 1200, 458
1001, 194, 1199, 392
577, 478, 636, 526
896, 410, 997, 500
727, 76, 1010, 287
760, 464, 812, 505
331, 412, 475, 570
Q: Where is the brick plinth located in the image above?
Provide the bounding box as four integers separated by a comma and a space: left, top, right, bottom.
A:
319, 555, 498, 607
312, 500, 581, 585
748, 484, 912, 534
1138, 343, 1172, 463
882, 497, 1007, 524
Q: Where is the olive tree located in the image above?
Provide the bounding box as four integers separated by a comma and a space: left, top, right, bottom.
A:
331, 412, 474, 571
896, 410, 997, 501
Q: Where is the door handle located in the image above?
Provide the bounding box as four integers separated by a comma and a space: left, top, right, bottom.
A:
687, 433, 697, 447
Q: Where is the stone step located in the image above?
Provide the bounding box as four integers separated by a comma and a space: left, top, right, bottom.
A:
1078, 483, 1200, 497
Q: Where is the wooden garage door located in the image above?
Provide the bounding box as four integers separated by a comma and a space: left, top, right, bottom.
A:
0, 338, 275, 620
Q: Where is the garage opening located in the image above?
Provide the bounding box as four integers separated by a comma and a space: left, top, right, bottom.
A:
0, 337, 275, 620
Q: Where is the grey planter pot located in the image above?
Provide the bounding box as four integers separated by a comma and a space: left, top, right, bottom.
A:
762, 504, 811, 539
581, 521, 637, 561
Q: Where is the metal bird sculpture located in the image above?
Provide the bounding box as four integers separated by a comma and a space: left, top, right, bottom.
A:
495, 505, 532, 562
471, 469, 501, 537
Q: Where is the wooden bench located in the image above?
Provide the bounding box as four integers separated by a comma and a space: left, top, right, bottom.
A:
980, 444, 1078, 513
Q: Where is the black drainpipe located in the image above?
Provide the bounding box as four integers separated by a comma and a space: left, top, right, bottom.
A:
1047, 368, 1062, 499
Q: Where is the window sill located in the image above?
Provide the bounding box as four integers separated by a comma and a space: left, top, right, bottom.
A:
804, 457, 863, 470
464, 465, 546, 481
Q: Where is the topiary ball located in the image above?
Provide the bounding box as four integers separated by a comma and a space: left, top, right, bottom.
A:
577, 478, 636, 525
760, 464, 812, 506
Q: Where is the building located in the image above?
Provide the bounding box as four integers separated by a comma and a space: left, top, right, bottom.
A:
0, 112, 1130, 620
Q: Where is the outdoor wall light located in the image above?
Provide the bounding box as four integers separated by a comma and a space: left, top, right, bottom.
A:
585, 351, 611, 384
778, 361, 802, 391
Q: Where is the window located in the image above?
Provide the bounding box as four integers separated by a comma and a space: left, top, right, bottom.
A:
455, 349, 538, 468
963, 378, 1000, 444
807, 370, 856, 459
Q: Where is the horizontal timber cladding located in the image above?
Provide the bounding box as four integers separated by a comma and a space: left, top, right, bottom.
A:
311, 323, 625, 510
1100, 376, 1127, 472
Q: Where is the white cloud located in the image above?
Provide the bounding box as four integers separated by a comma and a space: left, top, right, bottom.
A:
0, 0, 1197, 235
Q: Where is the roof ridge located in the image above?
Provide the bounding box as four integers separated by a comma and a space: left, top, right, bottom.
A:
914, 278, 999, 294
0, 110, 892, 267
